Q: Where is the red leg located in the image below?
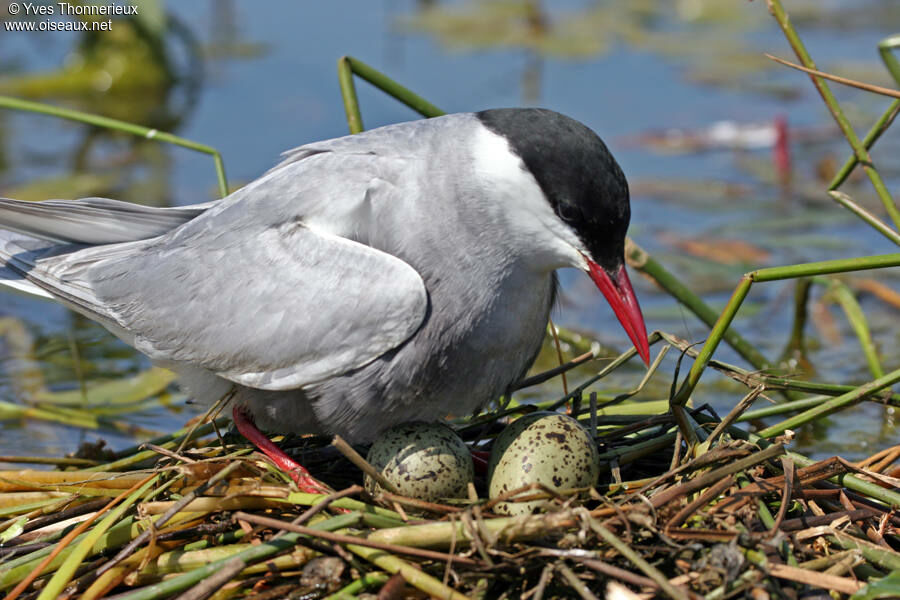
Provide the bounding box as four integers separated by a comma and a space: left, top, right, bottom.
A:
232, 405, 331, 495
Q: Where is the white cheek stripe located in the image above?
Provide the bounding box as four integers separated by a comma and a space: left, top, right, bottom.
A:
470, 125, 589, 271
471, 124, 530, 187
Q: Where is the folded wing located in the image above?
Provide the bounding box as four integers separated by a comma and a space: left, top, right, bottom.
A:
80, 219, 428, 390
0, 197, 209, 244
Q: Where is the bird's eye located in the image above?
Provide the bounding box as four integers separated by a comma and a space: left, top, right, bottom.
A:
557, 202, 581, 223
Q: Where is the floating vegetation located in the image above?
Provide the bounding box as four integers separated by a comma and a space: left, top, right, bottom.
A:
2, 335, 900, 598
3, 0, 900, 597
398, 0, 880, 98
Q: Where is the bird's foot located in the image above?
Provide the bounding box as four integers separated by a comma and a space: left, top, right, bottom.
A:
231, 405, 332, 495
285, 466, 333, 496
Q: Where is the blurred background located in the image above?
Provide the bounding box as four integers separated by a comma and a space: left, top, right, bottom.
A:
1, 0, 900, 462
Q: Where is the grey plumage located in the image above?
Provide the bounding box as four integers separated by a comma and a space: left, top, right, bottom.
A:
0, 197, 209, 245
0, 111, 637, 442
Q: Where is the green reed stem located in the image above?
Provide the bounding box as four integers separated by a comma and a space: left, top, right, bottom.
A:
341, 56, 446, 118
35, 475, 159, 600
818, 36, 900, 244
878, 34, 900, 87
703, 414, 900, 508
826, 32, 900, 193
824, 279, 884, 379
673, 254, 900, 407
672, 276, 752, 407
657, 334, 900, 405
337, 57, 364, 134
781, 278, 812, 360
626, 239, 771, 370
750, 376, 900, 404
739, 395, 829, 421
111, 512, 361, 600
756, 366, 900, 439
325, 572, 390, 599
827, 103, 900, 192
828, 191, 900, 247
0, 95, 228, 198
337, 56, 445, 138
767, 0, 900, 231
754, 254, 900, 281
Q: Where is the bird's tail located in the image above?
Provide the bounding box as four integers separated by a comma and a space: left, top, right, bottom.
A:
0, 197, 208, 245
0, 232, 57, 299
0, 197, 208, 300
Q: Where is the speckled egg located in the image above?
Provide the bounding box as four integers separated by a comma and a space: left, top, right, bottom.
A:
488, 412, 600, 515
364, 422, 474, 501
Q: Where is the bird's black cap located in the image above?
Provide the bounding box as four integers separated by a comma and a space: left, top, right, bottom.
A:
476, 108, 630, 273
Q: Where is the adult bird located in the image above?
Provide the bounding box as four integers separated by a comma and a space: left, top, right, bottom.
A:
0, 108, 649, 492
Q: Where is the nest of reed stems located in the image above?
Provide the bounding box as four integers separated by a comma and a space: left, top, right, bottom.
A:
2, 328, 900, 600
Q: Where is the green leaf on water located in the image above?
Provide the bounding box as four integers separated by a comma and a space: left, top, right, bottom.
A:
852, 570, 900, 599
32, 367, 177, 407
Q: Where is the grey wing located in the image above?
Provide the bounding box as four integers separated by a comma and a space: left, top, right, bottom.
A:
0, 197, 210, 244
0, 197, 213, 299
2, 118, 456, 389
272, 113, 473, 172
79, 223, 428, 390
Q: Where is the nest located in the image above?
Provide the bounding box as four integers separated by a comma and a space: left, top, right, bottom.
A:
2, 351, 899, 600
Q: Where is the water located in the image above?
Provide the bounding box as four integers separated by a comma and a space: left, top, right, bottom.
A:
1, 0, 899, 461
